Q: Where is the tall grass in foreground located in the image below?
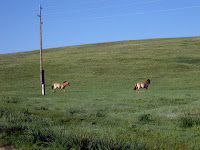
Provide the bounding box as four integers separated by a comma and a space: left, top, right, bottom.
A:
0, 106, 147, 149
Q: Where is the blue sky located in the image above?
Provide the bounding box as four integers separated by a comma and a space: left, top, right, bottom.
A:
0, 0, 200, 54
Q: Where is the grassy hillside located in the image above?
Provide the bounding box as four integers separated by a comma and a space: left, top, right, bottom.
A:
0, 37, 200, 149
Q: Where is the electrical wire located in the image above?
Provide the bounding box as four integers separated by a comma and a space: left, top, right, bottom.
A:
44, 5, 200, 23
43, 0, 163, 16
41, 0, 109, 10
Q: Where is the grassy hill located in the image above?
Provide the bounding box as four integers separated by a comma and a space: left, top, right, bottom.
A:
0, 36, 200, 149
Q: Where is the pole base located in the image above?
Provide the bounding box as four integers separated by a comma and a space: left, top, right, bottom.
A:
42, 84, 45, 95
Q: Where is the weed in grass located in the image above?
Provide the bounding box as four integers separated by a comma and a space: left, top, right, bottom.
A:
128, 120, 137, 129
139, 114, 151, 124
96, 109, 106, 118
179, 114, 200, 128
34, 106, 48, 111
2, 96, 21, 104
67, 107, 85, 115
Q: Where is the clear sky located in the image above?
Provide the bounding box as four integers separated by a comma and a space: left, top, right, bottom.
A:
0, 0, 200, 54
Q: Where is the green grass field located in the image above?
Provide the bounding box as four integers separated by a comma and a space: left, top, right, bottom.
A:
0, 36, 200, 149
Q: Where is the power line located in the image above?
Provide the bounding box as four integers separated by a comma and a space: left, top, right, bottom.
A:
41, 0, 109, 10
69, 0, 108, 6
44, 5, 200, 23
43, 0, 163, 16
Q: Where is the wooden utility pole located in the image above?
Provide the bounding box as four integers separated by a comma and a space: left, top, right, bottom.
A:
39, 4, 45, 95
39, 4, 43, 83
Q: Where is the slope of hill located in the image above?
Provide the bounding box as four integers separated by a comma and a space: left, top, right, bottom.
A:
0, 37, 200, 149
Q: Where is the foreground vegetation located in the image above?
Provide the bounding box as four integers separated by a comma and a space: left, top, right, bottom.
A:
0, 37, 200, 149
